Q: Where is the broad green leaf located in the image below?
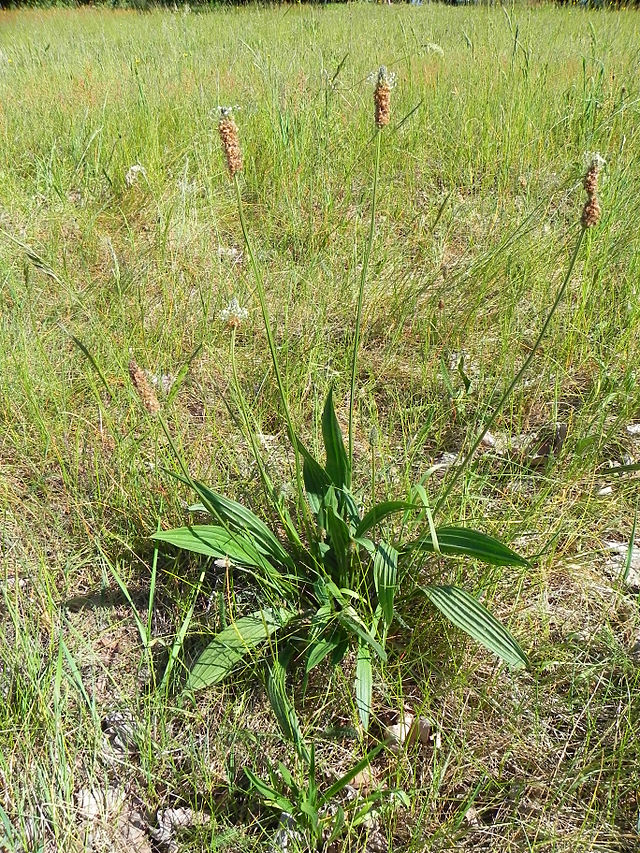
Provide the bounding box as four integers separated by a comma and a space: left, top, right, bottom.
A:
330, 634, 349, 666
402, 526, 529, 567
297, 438, 332, 516
326, 805, 346, 846
187, 608, 292, 690
373, 541, 398, 628
356, 502, 418, 538
244, 769, 295, 813
341, 488, 362, 531
151, 525, 290, 596
421, 585, 529, 669
322, 387, 351, 490
305, 637, 341, 673
354, 536, 376, 557
152, 525, 270, 567
337, 607, 387, 662
277, 761, 296, 791
355, 639, 372, 731
190, 479, 295, 570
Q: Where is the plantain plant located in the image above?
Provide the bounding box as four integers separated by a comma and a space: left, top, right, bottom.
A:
150, 82, 536, 731
153, 384, 529, 730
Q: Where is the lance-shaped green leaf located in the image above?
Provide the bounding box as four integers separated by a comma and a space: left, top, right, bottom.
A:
401, 526, 529, 567
296, 438, 332, 516
244, 769, 295, 813
373, 541, 398, 628
151, 525, 291, 596
356, 501, 418, 538
420, 585, 529, 669
322, 387, 351, 490
319, 743, 385, 805
187, 608, 293, 691
355, 639, 372, 731
189, 478, 295, 570
152, 525, 269, 567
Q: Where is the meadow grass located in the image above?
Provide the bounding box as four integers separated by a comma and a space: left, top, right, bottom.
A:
1, 2, 639, 850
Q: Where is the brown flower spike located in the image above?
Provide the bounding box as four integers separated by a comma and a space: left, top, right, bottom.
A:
372, 66, 396, 129
581, 155, 604, 228
129, 358, 160, 415
218, 108, 243, 178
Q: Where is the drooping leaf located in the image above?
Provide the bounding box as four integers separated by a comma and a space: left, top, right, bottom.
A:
190, 479, 295, 570
322, 387, 351, 490
402, 526, 529, 567
420, 585, 529, 669
356, 501, 418, 538
187, 608, 293, 691
152, 525, 269, 567
354, 536, 376, 557
151, 524, 290, 596
330, 632, 349, 666
355, 639, 372, 731
373, 541, 398, 628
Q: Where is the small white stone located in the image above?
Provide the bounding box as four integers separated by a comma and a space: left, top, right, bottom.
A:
480, 431, 496, 449
385, 711, 415, 753
596, 485, 613, 496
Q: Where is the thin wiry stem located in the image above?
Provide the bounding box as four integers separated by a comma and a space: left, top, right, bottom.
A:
435, 226, 586, 516
349, 129, 382, 472
232, 175, 306, 512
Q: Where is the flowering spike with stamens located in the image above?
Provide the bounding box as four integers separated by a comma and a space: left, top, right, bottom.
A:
217, 107, 243, 178
220, 296, 248, 330
129, 358, 160, 415
581, 153, 604, 229
370, 66, 396, 129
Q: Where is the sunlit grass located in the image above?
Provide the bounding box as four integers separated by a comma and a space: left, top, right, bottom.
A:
0, 3, 639, 850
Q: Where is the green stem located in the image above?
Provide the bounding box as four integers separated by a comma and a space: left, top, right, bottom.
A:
232, 175, 306, 512
435, 226, 586, 516
349, 129, 382, 473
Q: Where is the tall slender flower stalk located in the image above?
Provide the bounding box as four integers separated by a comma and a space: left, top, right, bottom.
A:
217, 108, 306, 511
435, 155, 604, 515
348, 67, 395, 473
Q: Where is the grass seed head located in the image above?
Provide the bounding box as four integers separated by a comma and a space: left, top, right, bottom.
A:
129, 358, 160, 415
218, 107, 243, 178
